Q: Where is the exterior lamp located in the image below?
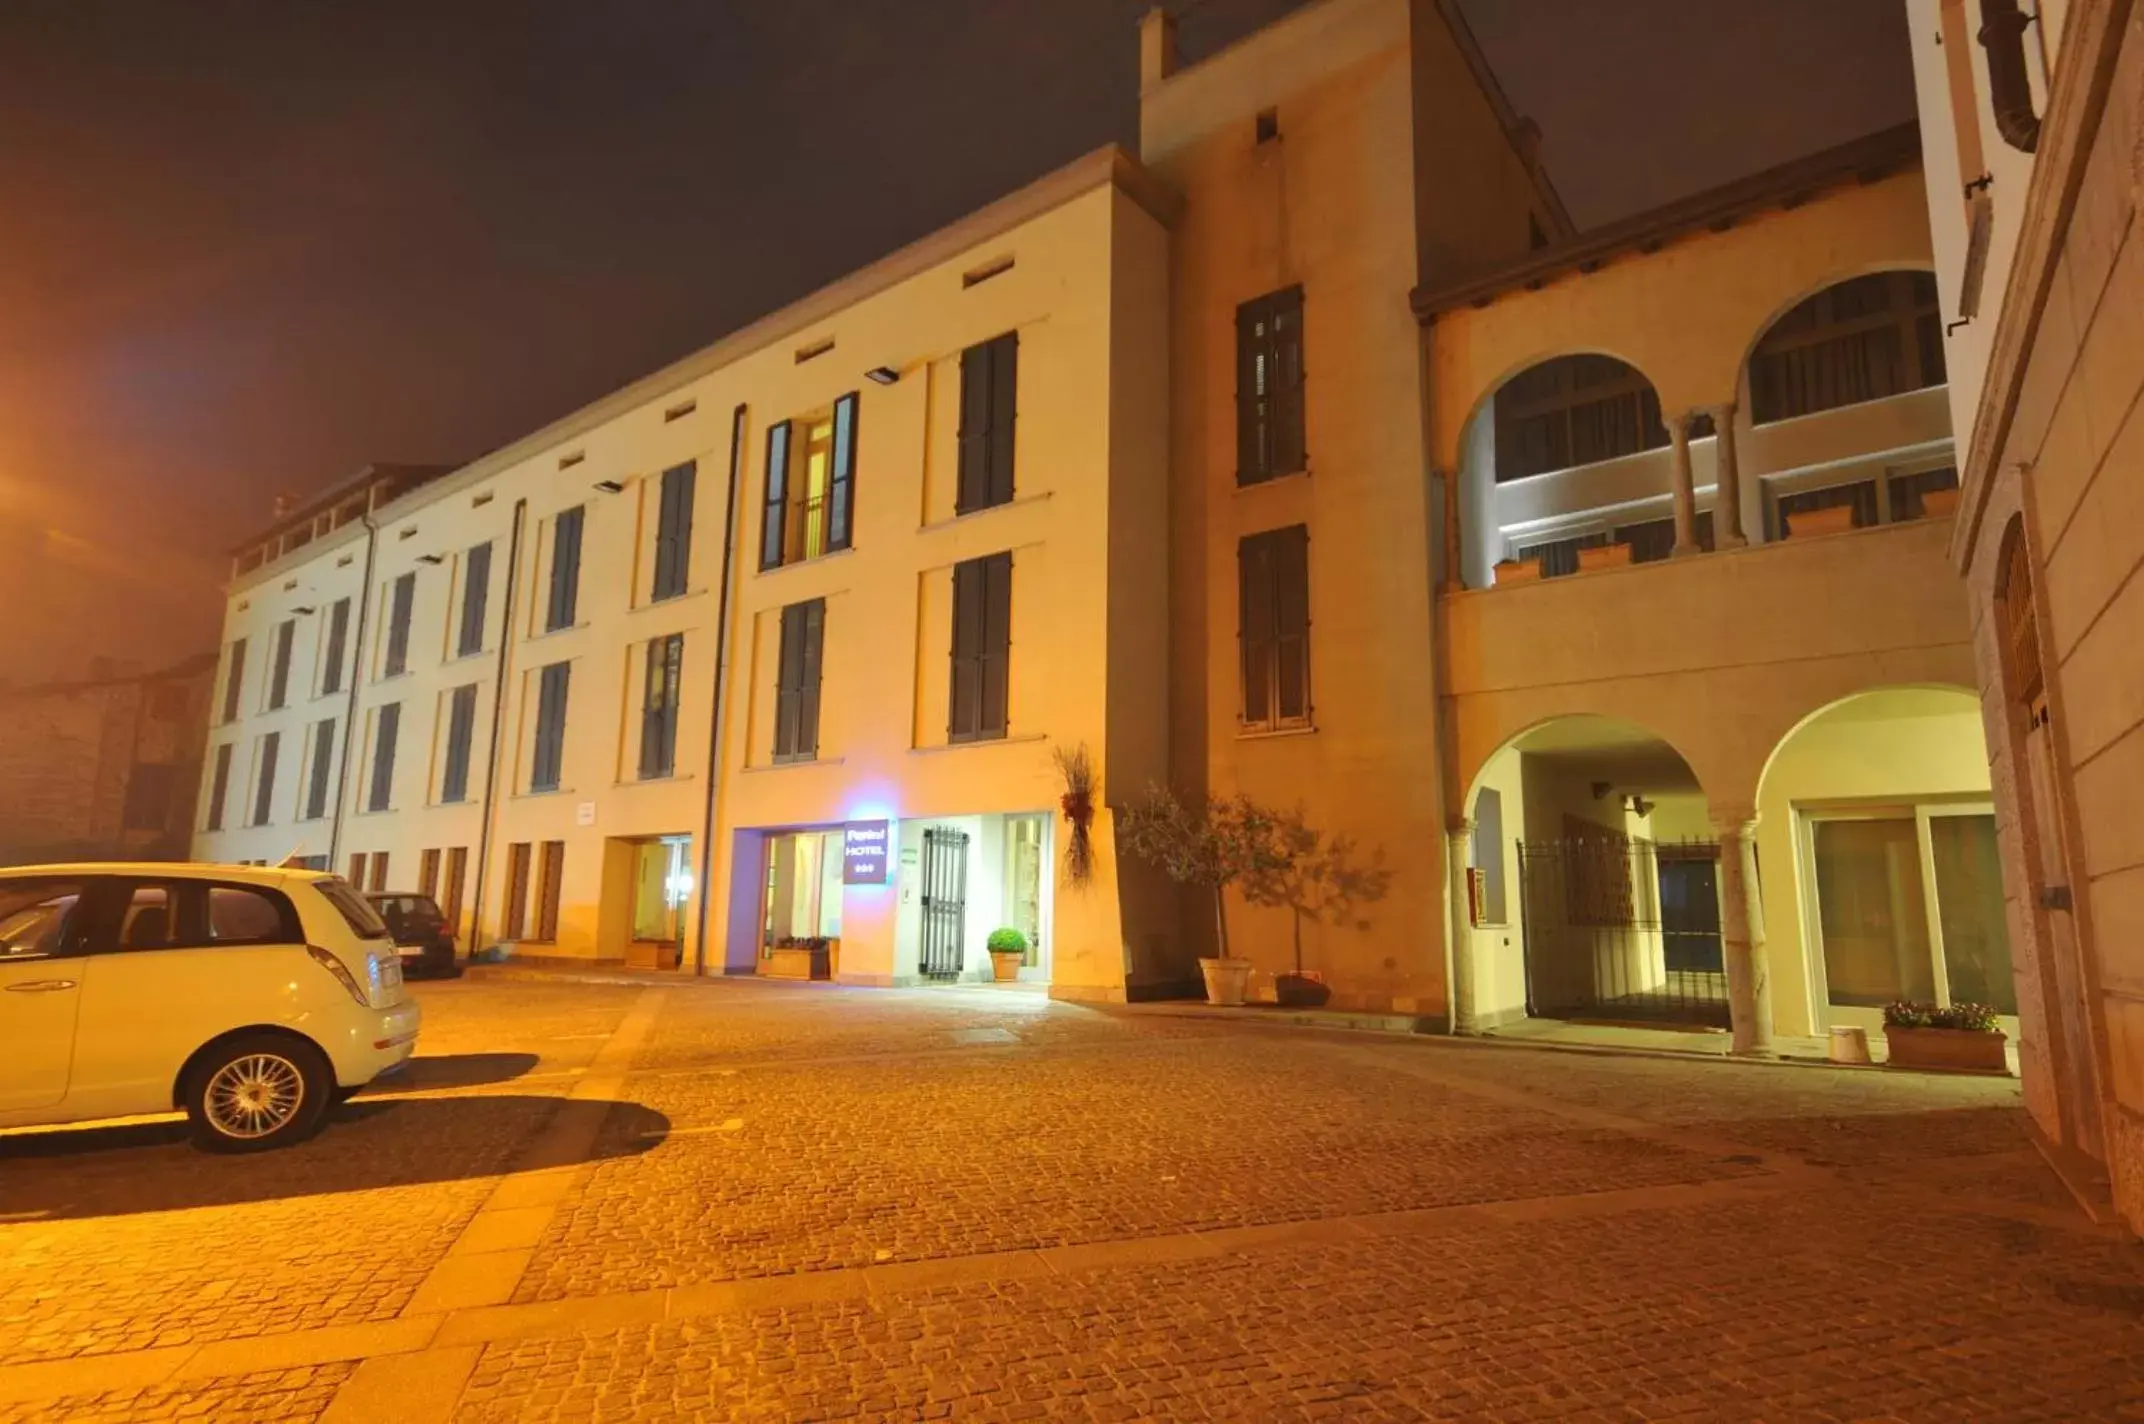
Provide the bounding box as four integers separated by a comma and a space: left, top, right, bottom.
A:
865, 366, 900, 386
593, 479, 625, 494
417, 553, 445, 565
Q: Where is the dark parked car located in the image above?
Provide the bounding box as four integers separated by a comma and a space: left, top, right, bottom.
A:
364, 892, 458, 978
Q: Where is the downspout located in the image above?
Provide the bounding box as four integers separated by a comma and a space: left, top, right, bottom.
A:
466, 498, 529, 954
1978, 0, 2042, 153
692, 404, 748, 977
326, 513, 380, 870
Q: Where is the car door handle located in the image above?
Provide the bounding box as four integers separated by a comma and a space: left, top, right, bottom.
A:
4, 979, 77, 993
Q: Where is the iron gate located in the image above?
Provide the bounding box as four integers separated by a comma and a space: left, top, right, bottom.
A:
1516, 837, 1728, 1028
919, 826, 970, 981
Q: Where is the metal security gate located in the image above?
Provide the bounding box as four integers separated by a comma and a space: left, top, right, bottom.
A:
919, 827, 970, 981
1517, 837, 1728, 1028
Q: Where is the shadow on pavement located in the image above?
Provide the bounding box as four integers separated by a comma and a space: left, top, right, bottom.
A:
376, 1051, 542, 1091
0, 1095, 669, 1220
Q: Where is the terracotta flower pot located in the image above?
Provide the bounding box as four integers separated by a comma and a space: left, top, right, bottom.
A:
1274, 971, 1331, 1008
1198, 957, 1254, 1006
1576, 542, 1634, 573
989, 950, 1024, 983
1884, 1025, 2009, 1074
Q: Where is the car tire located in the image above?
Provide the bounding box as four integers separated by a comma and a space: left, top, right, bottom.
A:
183, 1034, 334, 1153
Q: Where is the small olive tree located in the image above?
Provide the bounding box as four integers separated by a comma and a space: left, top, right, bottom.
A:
1239, 808, 1394, 976
1117, 788, 1290, 960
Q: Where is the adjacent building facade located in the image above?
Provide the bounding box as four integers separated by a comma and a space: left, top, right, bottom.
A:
1903, 0, 2144, 1228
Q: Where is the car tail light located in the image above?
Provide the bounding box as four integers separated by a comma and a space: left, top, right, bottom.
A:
308, 944, 370, 1006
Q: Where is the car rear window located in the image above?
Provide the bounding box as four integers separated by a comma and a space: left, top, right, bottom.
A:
318, 878, 392, 940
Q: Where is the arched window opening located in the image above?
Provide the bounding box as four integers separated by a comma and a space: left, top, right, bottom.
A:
1749, 271, 1944, 424
1494, 355, 1667, 482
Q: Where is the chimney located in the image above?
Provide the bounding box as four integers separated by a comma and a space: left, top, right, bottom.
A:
1139, 7, 1179, 92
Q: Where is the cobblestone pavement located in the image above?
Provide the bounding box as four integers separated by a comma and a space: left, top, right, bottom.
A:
2, 970, 2140, 1423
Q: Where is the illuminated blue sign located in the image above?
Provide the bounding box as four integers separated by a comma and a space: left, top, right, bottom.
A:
843, 820, 892, 885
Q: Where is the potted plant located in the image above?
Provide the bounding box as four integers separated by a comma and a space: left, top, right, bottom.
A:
1118, 787, 1288, 1006
1882, 1000, 2009, 1073
1241, 810, 1393, 1008
764, 935, 833, 981
986, 927, 1029, 982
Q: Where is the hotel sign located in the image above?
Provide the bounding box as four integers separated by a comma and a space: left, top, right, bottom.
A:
842, 820, 892, 885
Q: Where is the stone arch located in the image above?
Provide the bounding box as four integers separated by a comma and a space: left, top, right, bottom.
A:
1736, 266, 1945, 426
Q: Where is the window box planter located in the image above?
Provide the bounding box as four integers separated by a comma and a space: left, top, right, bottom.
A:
764, 938, 835, 981
1920, 486, 1961, 518
1492, 558, 1544, 586
1786, 504, 1858, 538
1884, 1025, 2009, 1074
1576, 542, 1633, 573
626, 938, 680, 971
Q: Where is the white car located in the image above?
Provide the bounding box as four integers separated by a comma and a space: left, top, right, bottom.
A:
0, 863, 421, 1152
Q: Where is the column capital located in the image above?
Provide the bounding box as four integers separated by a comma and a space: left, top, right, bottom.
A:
1446, 816, 1476, 839
1704, 399, 1738, 423
1708, 806, 1760, 837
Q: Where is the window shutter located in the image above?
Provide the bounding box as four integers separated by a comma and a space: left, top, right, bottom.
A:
385, 573, 416, 675
949, 559, 982, 739
1271, 289, 1306, 476
308, 718, 336, 819
504, 842, 530, 940
322, 601, 349, 694
1274, 525, 1311, 722
775, 604, 805, 759
957, 342, 991, 514
640, 637, 679, 779
207, 744, 232, 830
654, 462, 695, 599
537, 841, 565, 941
548, 508, 583, 631
254, 732, 281, 825
980, 552, 1011, 736
1239, 536, 1275, 726
533, 663, 569, 791
370, 703, 400, 811
799, 600, 825, 758
988, 334, 1018, 507
269, 620, 294, 709
222, 639, 247, 722
443, 684, 477, 802
460, 542, 492, 656
760, 421, 791, 570
828, 394, 858, 552
1235, 304, 1263, 484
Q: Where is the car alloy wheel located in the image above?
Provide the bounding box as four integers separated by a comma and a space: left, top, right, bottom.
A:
203, 1052, 307, 1139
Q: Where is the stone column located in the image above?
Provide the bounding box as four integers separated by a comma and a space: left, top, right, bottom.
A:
1712, 809, 1772, 1055
1667, 413, 1699, 557
1446, 819, 1478, 1034
1706, 402, 1749, 548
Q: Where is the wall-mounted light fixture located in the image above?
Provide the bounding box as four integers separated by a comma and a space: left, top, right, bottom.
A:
865, 366, 900, 386
293, 605, 318, 616
417, 553, 445, 565
593, 479, 625, 494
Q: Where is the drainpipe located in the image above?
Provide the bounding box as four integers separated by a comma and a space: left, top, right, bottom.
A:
1978, 0, 2041, 153
466, 498, 529, 954
326, 513, 380, 870
692, 404, 749, 977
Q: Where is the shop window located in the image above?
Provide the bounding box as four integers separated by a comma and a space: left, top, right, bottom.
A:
632, 837, 693, 943
762, 830, 844, 952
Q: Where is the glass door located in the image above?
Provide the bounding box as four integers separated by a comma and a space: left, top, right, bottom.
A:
1805, 803, 2016, 1033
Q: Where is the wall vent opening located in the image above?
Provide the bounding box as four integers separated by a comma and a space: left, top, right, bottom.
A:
795, 337, 835, 364
664, 398, 697, 422
472, 490, 495, 508
962, 255, 1016, 289
559, 450, 586, 470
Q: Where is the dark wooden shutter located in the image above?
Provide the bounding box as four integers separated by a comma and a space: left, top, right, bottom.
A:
1269, 289, 1306, 476
987, 334, 1018, 506
385, 572, 416, 675
418, 848, 440, 900
760, 420, 791, 570
1236, 288, 1305, 484
653, 461, 695, 599
254, 731, 281, 825
775, 604, 812, 760
533, 663, 569, 791
828, 394, 858, 551
443, 846, 468, 932
1272, 525, 1310, 722
799, 600, 824, 757
950, 553, 1011, 741
957, 334, 1019, 514
322, 600, 349, 694
269, 620, 294, 709
537, 840, 565, 941
503, 842, 530, 939
442, 683, 478, 802
1239, 536, 1275, 727
222, 639, 246, 722
349, 852, 368, 888
207, 743, 232, 830
307, 718, 336, 819
459, 542, 492, 656
548, 507, 583, 630
369, 703, 400, 811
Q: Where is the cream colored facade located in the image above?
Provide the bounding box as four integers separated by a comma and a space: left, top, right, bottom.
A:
1906, 0, 2144, 1230
197, 150, 1178, 1003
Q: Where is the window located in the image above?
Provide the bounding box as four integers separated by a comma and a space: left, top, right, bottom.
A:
957, 332, 1018, 513
220, 638, 247, 723
442, 846, 469, 933
772, 601, 826, 762
382, 572, 416, 677
531, 662, 570, 792
1748, 272, 1944, 424
1494, 355, 1666, 482
268, 619, 295, 710
536, 840, 565, 942
0, 880, 85, 959
321, 598, 351, 695
638, 634, 685, 780
252, 732, 281, 826
651, 461, 697, 600
949, 553, 1012, 742
503, 841, 532, 939
305, 718, 336, 820
759, 393, 858, 570
1471, 789, 1507, 925
547, 506, 585, 631
111, 882, 298, 951
441, 683, 479, 803
418, 847, 441, 900
368, 703, 400, 812
1238, 526, 1311, 730
1235, 286, 1305, 485
369, 852, 390, 892
632, 837, 693, 942
124, 764, 175, 831
458, 541, 492, 657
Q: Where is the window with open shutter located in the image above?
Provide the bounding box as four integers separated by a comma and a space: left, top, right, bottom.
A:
532, 662, 570, 792
547, 507, 584, 631
652, 461, 696, 600
368, 703, 400, 811
957, 332, 1018, 513
950, 552, 1012, 742
760, 421, 792, 570
827, 394, 858, 552
773, 600, 825, 762
1236, 287, 1306, 485
459, 542, 492, 656
383, 572, 416, 676
640, 634, 684, 779
1239, 525, 1311, 730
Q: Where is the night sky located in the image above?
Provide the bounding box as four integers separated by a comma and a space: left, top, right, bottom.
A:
0, 0, 1913, 684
